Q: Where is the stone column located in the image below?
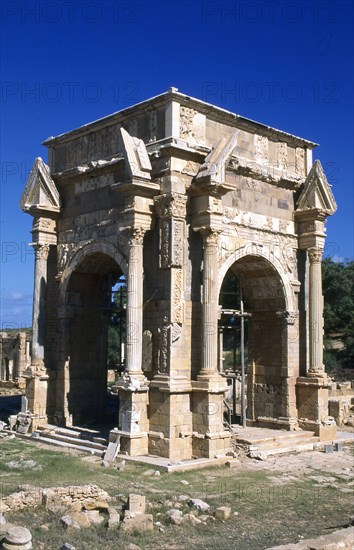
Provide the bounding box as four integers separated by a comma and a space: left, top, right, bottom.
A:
308, 247, 325, 377
24, 243, 50, 428
114, 227, 149, 456
31, 243, 50, 368
125, 227, 145, 378
200, 228, 220, 377
192, 227, 230, 458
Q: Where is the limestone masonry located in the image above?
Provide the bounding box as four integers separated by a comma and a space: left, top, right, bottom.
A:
20, 88, 337, 460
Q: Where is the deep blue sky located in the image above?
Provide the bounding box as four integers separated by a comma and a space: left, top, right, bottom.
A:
1, 0, 353, 328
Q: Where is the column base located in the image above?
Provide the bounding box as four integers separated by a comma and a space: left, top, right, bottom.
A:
116, 385, 149, 456
192, 372, 228, 393
192, 430, 232, 459
296, 376, 331, 425
110, 427, 149, 457
298, 419, 337, 441
23, 368, 49, 431
192, 390, 232, 458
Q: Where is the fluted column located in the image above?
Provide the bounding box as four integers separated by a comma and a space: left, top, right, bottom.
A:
31, 243, 50, 368
125, 227, 145, 377
200, 228, 220, 376
308, 247, 325, 377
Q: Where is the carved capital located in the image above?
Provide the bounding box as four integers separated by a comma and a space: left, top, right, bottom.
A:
122, 226, 146, 246
155, 193, 187, 219
34, 243, 50, 261
199, 227, 222, 247
276, 310, 298, 325
308, 247, 323, 264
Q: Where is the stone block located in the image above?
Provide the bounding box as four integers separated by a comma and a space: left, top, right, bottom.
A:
128, 494, 146, 514
121, 512, 153, 533
215, 506, 231, 520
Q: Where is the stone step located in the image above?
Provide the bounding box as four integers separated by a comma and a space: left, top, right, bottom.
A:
32, 433, 106, 456
260, 441, 318, 457
236, 430, 317, 448
34, 431, 107, 452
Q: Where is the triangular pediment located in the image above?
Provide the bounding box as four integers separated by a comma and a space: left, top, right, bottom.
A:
196, 131, 239, 184
296, 160, 337, 214
20, 158, 61, 214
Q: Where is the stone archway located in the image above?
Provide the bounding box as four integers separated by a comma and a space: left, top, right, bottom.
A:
219, 254, 298, 429
58, 251, 126, 427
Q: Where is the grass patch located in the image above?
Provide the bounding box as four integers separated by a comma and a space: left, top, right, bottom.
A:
0, 439, 353, 549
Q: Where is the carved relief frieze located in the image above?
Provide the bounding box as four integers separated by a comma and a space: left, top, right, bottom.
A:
180, 106, 195, 141
158, 315, 170, 374
254, 134, 268, 164
171, 268, 184, 324
277, 142, 288, 170
295, 148, 305, 177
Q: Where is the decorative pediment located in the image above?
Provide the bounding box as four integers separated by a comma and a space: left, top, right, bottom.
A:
195, 131, 239, 184
120, 127, 152, 180
20, 158, 61, 216
296, 160, 337, 215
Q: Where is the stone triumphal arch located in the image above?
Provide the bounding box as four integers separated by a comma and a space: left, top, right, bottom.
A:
20, 88, 337, 460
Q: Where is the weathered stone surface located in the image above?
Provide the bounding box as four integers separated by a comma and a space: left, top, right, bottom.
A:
83, 510, 104, 526
60, 515, 81, 530
2, 526, 32, 550
121, 512, 154, 533
182, 513, 202, 526
166, 509, 183, 525
215, 506, 232, 520
128, 494, 146, 514
188, 498, 210, 512
107, 507, 120, 529
266, 526, 354, 549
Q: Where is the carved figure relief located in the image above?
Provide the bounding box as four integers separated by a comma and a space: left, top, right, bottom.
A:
254, 134, 268, 164
295, 148, 305, 177
278, 142, 288, 170
180, 106, 195, 141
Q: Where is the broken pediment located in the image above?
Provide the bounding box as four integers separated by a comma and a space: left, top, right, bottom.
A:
120, 127, 152, 180
20, 157, 61, 216
195, 131, 239, 185
296, 160, 337, 215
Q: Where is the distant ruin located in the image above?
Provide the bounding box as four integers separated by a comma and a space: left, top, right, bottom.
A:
0, 331, 31, 382
20, 88, 337, 460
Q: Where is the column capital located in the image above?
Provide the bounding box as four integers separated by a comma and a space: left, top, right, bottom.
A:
155, 193, 187, 219
197, 226, 222, 246
34, 243, 50, 261
308, 247, 323, 263
276, 310, 298, 325
121, 226, 147, 247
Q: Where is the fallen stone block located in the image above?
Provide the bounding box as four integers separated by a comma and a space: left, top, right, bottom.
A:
215, 506, 231, 520
166, 509, 183, 525
68, 512, 91, 528
83, 510, 104, 526
128, 494, 146, 514
60, 515, 81, 530
182, 513, 202, 526
188, 498, 210, 512
121, 512, 154, 533
2, 526, 32, 549
108, 507, 120, 529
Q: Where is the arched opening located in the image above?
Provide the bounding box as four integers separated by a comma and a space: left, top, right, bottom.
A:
219, 255, 287, 425
65, 252, 126, 428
